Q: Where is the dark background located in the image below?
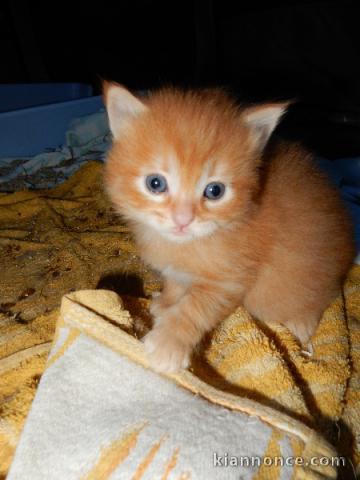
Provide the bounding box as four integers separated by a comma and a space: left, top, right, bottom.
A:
2, 0, 360, 158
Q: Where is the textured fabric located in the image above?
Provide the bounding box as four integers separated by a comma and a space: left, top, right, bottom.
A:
7, 290, 337, 480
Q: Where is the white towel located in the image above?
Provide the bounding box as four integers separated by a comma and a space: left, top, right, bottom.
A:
7, 290, 337, 480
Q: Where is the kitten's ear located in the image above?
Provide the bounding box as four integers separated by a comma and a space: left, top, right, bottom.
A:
103, 81, 147, 139
242, 102, 290, 150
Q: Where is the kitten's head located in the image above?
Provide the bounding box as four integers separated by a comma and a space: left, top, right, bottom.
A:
104, 83, 288, 243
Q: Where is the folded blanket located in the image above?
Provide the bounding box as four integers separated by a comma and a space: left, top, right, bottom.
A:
7, 290, 338, 479
0, 162, 359, 478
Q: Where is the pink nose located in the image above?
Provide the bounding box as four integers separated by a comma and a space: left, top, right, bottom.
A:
172, 205, 194, 229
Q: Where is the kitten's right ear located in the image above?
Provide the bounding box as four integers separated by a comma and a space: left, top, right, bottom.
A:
103, 81, 147, 139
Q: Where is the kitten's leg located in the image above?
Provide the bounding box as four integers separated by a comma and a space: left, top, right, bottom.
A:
150, 278, 187, 318
243, 271, 336, 347
144, 284, 237, 373
282, 314, 319, 345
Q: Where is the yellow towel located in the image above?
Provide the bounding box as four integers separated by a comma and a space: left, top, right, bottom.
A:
0, 162, 359, 478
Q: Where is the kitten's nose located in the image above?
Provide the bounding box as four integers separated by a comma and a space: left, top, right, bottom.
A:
172, 204, 194, 229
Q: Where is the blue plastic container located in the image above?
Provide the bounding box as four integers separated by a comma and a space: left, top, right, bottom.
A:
0, 83, 93, 113
0, 83, 104, 158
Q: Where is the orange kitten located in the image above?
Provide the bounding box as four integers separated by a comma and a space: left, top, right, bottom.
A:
103, 82, 355, 373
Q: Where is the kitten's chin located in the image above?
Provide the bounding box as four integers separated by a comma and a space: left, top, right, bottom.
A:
160, 231, 195, 243
159, 222, 219, 243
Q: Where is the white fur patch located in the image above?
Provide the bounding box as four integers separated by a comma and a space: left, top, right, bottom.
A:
162, 266, 193, 285
166, 153, 181, 196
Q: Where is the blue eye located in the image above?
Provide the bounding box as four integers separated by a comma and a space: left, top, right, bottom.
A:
204, 182, 225, 200
145, 174, 167, 194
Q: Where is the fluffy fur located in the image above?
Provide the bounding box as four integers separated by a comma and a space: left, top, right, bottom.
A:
104, 82, 355, 372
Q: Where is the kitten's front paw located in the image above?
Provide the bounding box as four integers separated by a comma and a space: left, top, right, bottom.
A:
143, 326, 191, 373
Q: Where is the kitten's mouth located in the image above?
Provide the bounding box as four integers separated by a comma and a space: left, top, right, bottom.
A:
172, 227, 189, 236
165, 226, 193, 241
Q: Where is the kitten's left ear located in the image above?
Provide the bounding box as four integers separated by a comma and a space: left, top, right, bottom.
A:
103, 81, 148, 139
242, 102, 290, 150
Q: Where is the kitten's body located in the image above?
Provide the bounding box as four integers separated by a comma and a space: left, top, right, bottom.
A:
104, 84, 355, 372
